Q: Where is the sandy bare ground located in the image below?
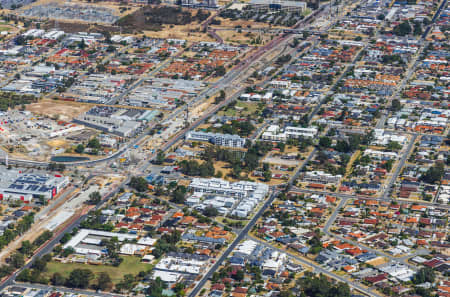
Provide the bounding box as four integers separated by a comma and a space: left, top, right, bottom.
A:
26, 99, 92, 121
213, 17, 285, 30
144, 25, 215, 43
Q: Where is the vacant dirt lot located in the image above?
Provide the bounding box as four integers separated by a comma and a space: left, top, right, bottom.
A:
144, 25, 215, 42
366, 257, 388, 267
26, 99, 92, 121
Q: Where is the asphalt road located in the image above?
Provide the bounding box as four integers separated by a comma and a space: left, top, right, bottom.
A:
188, 134, 319, 297
0, 7, 310, 292
376, 0, 448, 129
14, 283, 125, 297
0, 176, 128, 292
250, 236, 383, 297
381, 133, 418, 200
289, 187, 450, 210
322, 196, 416, 268
187, 188, 280, 297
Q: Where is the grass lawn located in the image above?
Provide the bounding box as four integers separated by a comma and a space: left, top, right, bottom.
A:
217, 101, 261, 117
43, 256, 152, 284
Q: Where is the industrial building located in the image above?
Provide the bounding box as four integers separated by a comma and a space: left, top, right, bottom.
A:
181, 0, 218, 9
75, 106, 145, 137
247, 0, 307, 12
186, 131, 246, 148
125, 78, 205, 109
0, 167, 69, 202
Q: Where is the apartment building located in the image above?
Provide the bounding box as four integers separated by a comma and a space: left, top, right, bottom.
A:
186, 131, 246, 148
262, 125, 318, 142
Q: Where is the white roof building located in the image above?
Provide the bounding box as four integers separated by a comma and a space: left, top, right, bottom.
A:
63, 229, 137, 256
262, 125, 318, 142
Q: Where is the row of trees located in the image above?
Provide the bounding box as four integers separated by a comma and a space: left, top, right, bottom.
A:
4, 230, 53, 283
291, 272, 351, 297
0, 213, 34, 250
47, 163, 66, 172
392, 19, 428, 37
73, 137, 103, 155
211, 120, 255, 137
0, 92, 37, 111
319, 131, 373, 153
19, 262, 113, 291
201, 142, 273, 180
152, 230, 181, 259
179, 160, 215, 177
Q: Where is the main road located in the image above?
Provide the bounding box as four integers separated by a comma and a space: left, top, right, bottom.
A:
188, 135, 319, 297
187, 188, 280, 297
0, 175, 130, 291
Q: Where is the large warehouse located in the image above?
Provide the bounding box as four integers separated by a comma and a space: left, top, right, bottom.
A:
0, 167, 69, 202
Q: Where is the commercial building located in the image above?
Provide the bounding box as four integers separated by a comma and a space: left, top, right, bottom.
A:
186, 131, 246, 148
0, 167, 69, 201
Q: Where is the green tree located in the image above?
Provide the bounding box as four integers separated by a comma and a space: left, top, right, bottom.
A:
32, 257, 48, 272
75, 144, 85, 154
61, 247, 75, 257
117, 273, 138, 291
420, 162, 444, 184
97, 272, 112, 291
171, 186, 187, 204
263, 170, 272, 182
66, 268, 93, 289
19, 240, 33, 256
234, 269, 244, 281
16, 268, 31, 282
319, 137, 332, 148
155, 150, 166, 165
78, 38, 86, 49
203, 206, 219, 217
393, 21, 412, 36
9, 252, 24, 269
214, 65, 226, 77
87, 137, 101, 149
88, 191, 102, 204
51, 272, 66, 286
129, 176, 148, 192
413, 21, 422, 36
391, 99, 402, 111
386, 141, 402, 151
412, 267, 435, 284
